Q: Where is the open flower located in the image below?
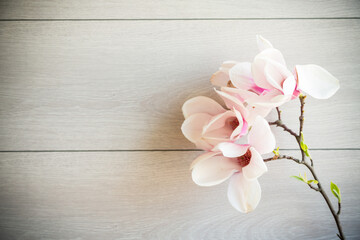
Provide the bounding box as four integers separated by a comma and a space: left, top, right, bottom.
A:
211, 35, 340, 112
190, 116, 275, 212
181, 96, 248, 151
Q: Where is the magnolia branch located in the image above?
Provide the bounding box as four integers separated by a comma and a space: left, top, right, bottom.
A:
266, 96, 345, 240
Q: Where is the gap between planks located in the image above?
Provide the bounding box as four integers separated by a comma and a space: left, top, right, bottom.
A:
0, 148, 359, 153
0, 17, 360, 22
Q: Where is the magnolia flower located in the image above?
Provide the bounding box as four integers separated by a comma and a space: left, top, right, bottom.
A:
211, 35, 340, 110
181, 96, 248, 151
190, 116, 275, 212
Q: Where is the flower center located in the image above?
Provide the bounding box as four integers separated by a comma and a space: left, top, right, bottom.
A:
237, 149, 252, 167
229, 118, 239, 130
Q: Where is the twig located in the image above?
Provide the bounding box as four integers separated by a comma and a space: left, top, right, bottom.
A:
263, 154, 300, 163
276, 107, 281, 121
299, 95, 306, 135
266, 95, 345, 239
268, 120, 299, 139
265, 155, 344, 239
307, 183, 320, 192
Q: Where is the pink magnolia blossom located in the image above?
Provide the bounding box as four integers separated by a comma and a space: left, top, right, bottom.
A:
190, 116, 275, 212
211, 35, 340, 111
181, 96, 248, 151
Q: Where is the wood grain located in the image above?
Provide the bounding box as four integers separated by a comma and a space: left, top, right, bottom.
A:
0, 20, 359, 150
0, 150, 359, 239
0, 0, 359, 19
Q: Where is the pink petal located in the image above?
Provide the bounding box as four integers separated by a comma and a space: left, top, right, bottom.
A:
202, 111, 235, 134
182, 96, 225, 119
217, 142, 249, 158
246, 89, 289, 108
242, 147, 268, 180
181, 113, 212, 143
190, 151, 221, 170
215, 89, 249, 118
201, 136, 232, 150
194, 140, 214, 151
252, 48, 287, 89
248, 116, 276, 154
210, 61, 237, 87
230, 109, 245, 139
210, 70, 230, 87
229, 62, 254, 90
227, 172, 262, 213
245, 105, 273, 125
257, 48, 286, 66
221, 87, 259, 102
282, 75, 296, 96
296, 64, 340, 99
256, 35, 273, 52
264, 59, 292, 90
191, 154, 240, 187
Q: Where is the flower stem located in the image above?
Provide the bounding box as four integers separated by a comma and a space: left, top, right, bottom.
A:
266, 96, 345, 240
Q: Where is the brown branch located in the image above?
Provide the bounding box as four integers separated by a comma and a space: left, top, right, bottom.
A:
299, 95, 306, 135
307, 183, 320, 192
265, 95, 345, 239
276, 107, 281, 121
302, 161, 345, 239
263, 155, 300, 163
265, 155, 344, 239
268, 120, 299, 139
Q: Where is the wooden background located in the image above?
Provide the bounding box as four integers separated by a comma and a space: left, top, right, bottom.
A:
0, 1, 359, 239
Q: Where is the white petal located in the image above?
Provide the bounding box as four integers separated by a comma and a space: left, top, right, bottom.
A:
182, 96, 225, 119
227, 173, 262, 213
248, 116, 276, 154
181, 113, 212, 143
190, 151, 221, 170
246, 89, 288, 108
210, 61, 238, 87
230, 108, 245, 139
229, 62, 254, 90
252, 48, 287, 90
256, 48, 286, 66
202, 111, 235, 134
242, 147, 268, 180
210, 70, 230, 87
264, 59, 292, 90
245, 105, 273, 125
282, 75, 296, 96
221, 87, 259, 102
215, 89, 249, 118
252, 57, 274, 90
217, 142, 249, 158
256, 35, 273, 52
296, 64, 340, 99
191, 155, 240, 187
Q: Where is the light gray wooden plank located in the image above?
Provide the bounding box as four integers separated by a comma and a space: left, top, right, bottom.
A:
0, 20, 359, 150
0, 150, 359, 239
0, 0, 359, 19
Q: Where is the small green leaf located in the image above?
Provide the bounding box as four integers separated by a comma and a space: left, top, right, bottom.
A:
291, 176, 306, 183
300, 132, 305, 143
330, 182, 341, 203
272, 147, 280, 156
300, 133, 311, 157
307, 180, 318, 184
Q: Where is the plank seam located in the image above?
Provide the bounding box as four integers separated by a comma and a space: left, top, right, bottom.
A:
0, 148, 358, 153
0, 17, 359, 22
